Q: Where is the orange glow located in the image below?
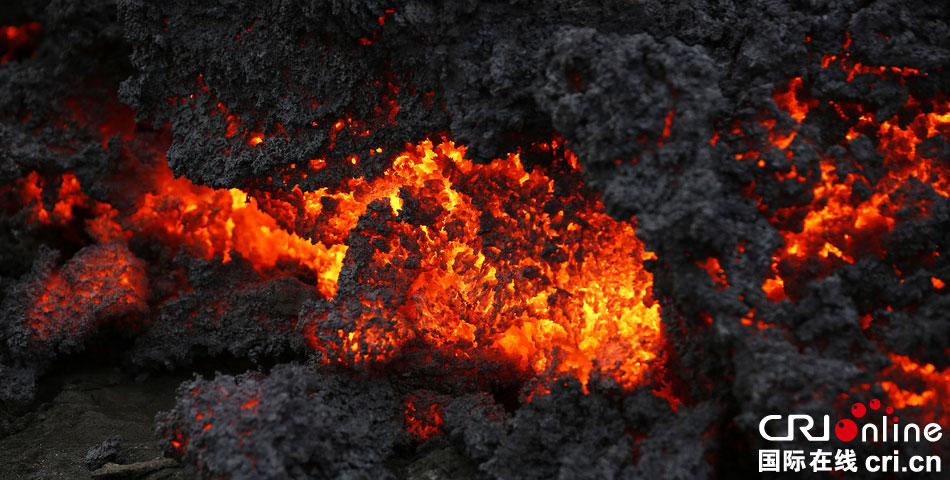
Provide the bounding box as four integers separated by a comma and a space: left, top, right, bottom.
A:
760, 68, 949, 298
403, 394, 444, 441
818, 32, 926, 84
697, 257, 728, 290
761, 274, 786, 302
1, 22, 42, 63
17, 172, 89, 225
16, 125, 664, 393
27, 243, 148, 342
169, 428, 188, 453
18, 69, 662, 400
932, 277, 945, 290
762, 101, 950, 287
223, 110, 241, 137
729, 78, 817, 177
879, 354, 950, 425
378, 9, 395, 26
60, 99, 138, 149
296, 140, 664, 389
772, 77, 813, 123
125, 162, 346, 297
658, 108, 674, 146
309, 158, 326, 171
739, 309, 770, 330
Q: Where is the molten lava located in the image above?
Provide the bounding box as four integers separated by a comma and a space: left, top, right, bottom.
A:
125, 162, 347, 298
297, 140, 663, 389
14, 116, 664, 394
758, 53, 950, 301
403, 393, 445, 441
742, 36, 950, 426
27, 242, 148, 343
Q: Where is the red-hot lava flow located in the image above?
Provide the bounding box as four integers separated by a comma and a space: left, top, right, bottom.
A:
723, 34, 950, 425
294, 139, 663, 390
12, 103, 665, 406
751, 37, 950, 299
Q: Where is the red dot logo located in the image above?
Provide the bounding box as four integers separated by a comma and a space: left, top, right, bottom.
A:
835, 419, 858, 442
886, 406, 894, 414
851, 402, 866, 418
869, 399, 880, 410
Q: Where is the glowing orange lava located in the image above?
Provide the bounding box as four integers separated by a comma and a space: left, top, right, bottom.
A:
298, 139, 663, 390
879, 354, 950, 425
744, 40, 950, 426
28, 242, 148, 342
125, 160, 347, 297
403, 394, 445, 441
759, 66, 950, 300
16, 128, 664, 392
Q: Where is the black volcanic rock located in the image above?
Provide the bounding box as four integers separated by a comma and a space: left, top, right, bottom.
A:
83, 434, 124, 471
482, 378, 637, 479
157, 364, 405, 480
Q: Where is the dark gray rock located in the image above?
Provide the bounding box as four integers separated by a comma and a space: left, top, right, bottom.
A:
84, 435, 124, 471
